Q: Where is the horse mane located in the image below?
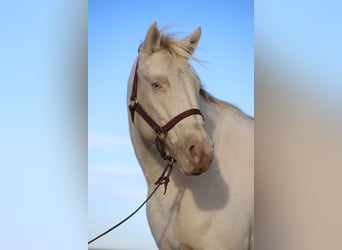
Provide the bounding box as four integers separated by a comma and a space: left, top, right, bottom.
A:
199, 88, 254, 120
140, 31, 254, 121
139, 29, 198, 61
160, 34, 196, 61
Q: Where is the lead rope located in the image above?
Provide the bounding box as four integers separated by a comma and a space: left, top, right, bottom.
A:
88, 158, 174, 245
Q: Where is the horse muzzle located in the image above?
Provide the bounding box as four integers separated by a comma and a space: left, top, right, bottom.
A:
177, 138, 214, 176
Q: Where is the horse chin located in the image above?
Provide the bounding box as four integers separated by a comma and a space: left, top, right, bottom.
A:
177, 157, 212, 176
178, 163, 195, 176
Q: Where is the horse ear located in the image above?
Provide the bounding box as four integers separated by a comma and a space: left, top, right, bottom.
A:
140, 22, 160, 56
182, 26, 201, 55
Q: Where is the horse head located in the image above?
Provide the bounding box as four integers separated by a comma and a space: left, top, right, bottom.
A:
128, 22, 214, 176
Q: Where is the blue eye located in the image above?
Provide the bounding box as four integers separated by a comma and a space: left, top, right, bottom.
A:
151, 82, 161, 90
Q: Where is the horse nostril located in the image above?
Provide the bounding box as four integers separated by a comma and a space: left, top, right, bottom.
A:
183, 140, 214, 175
188, 144, 201, 164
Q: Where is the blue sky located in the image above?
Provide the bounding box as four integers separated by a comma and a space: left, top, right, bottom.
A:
1, 0, 341, 250
88, 1, 253, 249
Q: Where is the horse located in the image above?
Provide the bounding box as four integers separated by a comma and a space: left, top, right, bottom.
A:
127, 22, 254, 250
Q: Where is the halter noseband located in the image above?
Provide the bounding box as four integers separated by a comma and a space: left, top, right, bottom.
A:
128, 59, 204, 161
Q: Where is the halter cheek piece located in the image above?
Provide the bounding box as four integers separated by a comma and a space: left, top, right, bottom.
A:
128, 59, 204, 162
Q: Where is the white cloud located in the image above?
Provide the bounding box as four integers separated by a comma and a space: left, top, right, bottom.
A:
88, 130, 131, 147
88, 166, 147, 200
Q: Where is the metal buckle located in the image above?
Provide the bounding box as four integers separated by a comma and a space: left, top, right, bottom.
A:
128, 98, 137, 108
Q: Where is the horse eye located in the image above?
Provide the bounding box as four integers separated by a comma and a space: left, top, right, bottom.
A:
151, 82, 161, 90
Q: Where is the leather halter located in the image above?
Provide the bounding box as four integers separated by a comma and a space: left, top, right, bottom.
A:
128, 59, 204, 161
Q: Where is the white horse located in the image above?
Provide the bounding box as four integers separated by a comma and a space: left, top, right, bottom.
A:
127, 22, 254, 250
